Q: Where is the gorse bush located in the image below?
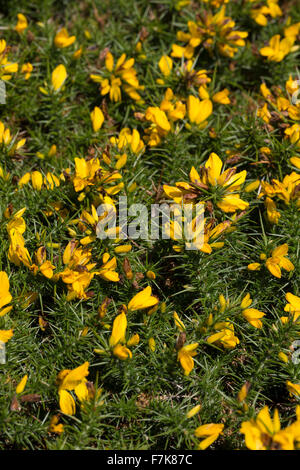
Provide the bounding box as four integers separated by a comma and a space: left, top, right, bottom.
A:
0, 0, 300, 451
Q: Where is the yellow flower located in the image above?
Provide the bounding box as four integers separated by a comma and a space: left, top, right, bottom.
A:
128, 286, 158, 311
110, 128, 145, 154
73, 48, 83, 60
16, 374, 28, 394
212, 89, 230, 104
261, 172, 300, 205
0, 329, 13, 343
146, 270, 156, 280
284, 292, 300, 322
265, 244, 294, 278
251, 0, 282, 26
164, 152, 248, 214
52, 64, 67, 91
247, 262, 261, 271
15, 13, 28, 34
109, 312, 127, 347
0, 121, 26, 154
31, 171, 43, 190
260, 34, 295, 62
265, 197, 280, 224
174, 312, 186, 331
240, 293, 265, 329
33, 247, 56, 279
49, 415, 64, 434
0, 271, 12, 317
127, 333, 140, 347
171, 5, 247, 59
57, 362, 90, 415
237, 382, 250, 403
59, 389, 76, 415
187, 95, 213, 126
113, 343, 132, 360
278, 352, 289, 363
8, 228, 32, 268
54, 28, 76, 48
177, 342, 198, 375
248, 244, 294, 279
109, 312, 134, 360
72, 157, 122, 195
186, 404, 201, 418
158, 55, 173, 77
114, 244, 132, 254
287, 381, 300, 397
0, 40, 18, 81
160, 88, 186, 122
97, 254, 120, 282
90, 106, 104, 132
21, 63, 33, 80
257, 103, 271, 123
57, 362, 89, 391
194, 423, 224, 450
149, 337, 156, 352
290, 156, 300, 169
90, 52, 143, 102
240, 405, 300, 450
242, 308, 265, 329
207, 320, 239, 349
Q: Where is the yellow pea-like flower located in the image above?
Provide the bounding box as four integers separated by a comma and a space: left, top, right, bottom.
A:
52, 64, 67, 91
90, 106, 104, 132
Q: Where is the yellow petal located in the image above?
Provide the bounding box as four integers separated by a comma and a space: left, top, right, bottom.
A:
16, 374, 28, 394
90, 106, 104, 132
109, 312, 127, 347
52, 64, 67, 91
0, 329, 13, 342
59, 389, 76, 415
127, 286, 158, 311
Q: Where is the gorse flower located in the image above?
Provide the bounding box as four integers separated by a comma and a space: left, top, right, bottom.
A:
240, 293, 265, 329
207, 320, 240, 349
240, 406, 300, 450
1, 0, 300, 451
16, 374, 28, 394
54, 28, 76, 48
286, 381, 300, 398
281, 292, 300, 323
110, 128, 145, 154
15, 14, 28, 34
7, 209, 32, 269
21, 62, 33, 80
194, 423, 224, 450
51, 64, 67, 91
127, 286, 158, 311
56, 362, 90, 415
0, 329, 13, 343
0, 121, 26, 155
0, 271, 12, 317
248, 244, 294, 279
90, 106, 104, 132
108, 311, 139, 359
72, 157, 123, 195
171, 6, 248, 59
187, 95, 213, 127
90, 52, 143, 102
109, 311, 132, 359
260, 34, 296, 62
0, 40, 18, 80
250, 0, 282, 26
177, 342, 198, 375
164, 152, 249, 213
